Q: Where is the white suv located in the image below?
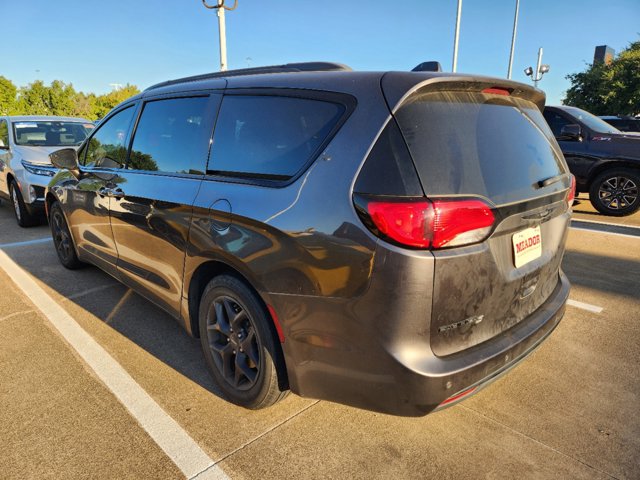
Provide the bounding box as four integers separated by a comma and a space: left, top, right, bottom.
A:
0, 116, 94, 226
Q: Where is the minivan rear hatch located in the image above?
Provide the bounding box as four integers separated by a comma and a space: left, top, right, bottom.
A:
382, 75, 572, 356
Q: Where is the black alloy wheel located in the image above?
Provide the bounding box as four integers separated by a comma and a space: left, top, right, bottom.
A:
49, 202, 83, 269
589, 169, 640, 216
9, 179, 38, 227
199, 275, 288, 409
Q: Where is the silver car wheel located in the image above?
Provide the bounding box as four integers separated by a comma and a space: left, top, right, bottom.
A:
11, 185, 21, 222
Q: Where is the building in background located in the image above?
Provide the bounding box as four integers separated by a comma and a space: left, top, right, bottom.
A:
594, 45, 615, 65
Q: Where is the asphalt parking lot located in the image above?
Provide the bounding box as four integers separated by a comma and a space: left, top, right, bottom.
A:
1, 195, 639, 480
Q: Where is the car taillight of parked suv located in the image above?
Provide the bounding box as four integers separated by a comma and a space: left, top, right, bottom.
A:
46, 63, 572, 416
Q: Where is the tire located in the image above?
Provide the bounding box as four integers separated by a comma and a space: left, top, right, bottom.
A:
199, 275, 288, 409
589, 169, 640, 216
49, 202, 84, 269
9, 179, 38, 227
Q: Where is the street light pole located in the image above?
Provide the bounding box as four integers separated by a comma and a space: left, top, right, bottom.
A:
507, 0, 520, 79
202, 0, 238, 72
534, 47, 543, 87
217, 5, 227, 71
524, 48, 550, 86
452, 0, 462, 72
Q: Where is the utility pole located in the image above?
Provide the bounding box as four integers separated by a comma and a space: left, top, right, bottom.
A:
202, 0, 238, 72
507, 0, 520, 79
452, 0, 462, 72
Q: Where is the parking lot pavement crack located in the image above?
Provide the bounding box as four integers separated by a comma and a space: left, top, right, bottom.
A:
210, 400, 321, 466
460, 404, 622, 480
0, 309, 35, 322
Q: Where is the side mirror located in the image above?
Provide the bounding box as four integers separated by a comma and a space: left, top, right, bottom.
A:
560, 124, 582, 141
49, 148, 79, 173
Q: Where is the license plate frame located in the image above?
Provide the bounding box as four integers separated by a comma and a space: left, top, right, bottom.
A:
512, 226, 542, 268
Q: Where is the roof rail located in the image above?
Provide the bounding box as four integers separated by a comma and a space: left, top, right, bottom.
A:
145, 62, 352, 91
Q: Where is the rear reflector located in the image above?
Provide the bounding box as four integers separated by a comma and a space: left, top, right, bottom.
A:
267, 304, 285, 343
358, 196, 495, 249
438, 386, 477, 407
567, 174, 576, 208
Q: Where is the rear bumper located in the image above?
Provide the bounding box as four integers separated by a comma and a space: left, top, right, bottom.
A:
276, 268, 569, 417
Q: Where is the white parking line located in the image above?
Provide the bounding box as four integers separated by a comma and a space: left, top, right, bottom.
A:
567, 299, 603, 314
572, 218, 640, 230
569, 226, 640, 240
0, 237, 52, 249
64, 283, 122, 301
0, 250, 229, 480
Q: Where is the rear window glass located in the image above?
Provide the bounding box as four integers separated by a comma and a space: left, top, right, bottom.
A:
208, 95, 345, 180
395, 92, 567, 205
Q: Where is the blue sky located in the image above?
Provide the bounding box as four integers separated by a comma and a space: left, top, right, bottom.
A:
1, 0, 639, 105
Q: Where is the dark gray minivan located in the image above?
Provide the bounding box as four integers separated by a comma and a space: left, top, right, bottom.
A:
47, 63, 573, 416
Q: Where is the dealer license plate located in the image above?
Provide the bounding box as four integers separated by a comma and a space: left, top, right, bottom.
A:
512, 226, 542, 268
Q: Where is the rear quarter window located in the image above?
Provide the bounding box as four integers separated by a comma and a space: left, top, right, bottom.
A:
208, 95, 345, 181
395, 92, 567, 205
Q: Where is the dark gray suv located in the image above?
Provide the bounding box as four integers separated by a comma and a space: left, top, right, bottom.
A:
46, 63, 573, 416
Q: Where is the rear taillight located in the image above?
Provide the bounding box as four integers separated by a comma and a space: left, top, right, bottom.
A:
366, 200, 432, 248
356, 196, 495, 249
431, 199, 496, 248
567, 174, 576, 209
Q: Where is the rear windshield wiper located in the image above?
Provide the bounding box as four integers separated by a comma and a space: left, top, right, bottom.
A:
534, 174, 565, 189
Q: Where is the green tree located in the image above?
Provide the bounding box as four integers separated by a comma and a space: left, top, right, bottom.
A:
92, 84, 140, 120
564, 40, 640, 115
15, 80, 51, 115
47, 80, 78, 116
0, 76, 17, 115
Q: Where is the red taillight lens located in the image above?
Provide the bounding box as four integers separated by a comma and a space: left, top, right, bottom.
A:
431, 199, 495, 248
362, 197, 495, 249
366, 200, 432, 248
567, 174, 576, 208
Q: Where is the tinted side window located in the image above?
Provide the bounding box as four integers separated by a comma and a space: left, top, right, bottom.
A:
128, 96, 213, 174
0, 120, 8, 147
84, 106, 135, 168
543, 110, 571, 138
209, 95, 345, 180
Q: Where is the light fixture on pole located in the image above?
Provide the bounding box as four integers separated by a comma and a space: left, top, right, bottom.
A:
202, 0, 238, 72
524, 47, 550, 87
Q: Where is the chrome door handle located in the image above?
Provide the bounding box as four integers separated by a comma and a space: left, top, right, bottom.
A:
110, 187, 125, 199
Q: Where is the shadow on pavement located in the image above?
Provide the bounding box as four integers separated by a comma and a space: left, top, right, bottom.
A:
562, 248, 640, 300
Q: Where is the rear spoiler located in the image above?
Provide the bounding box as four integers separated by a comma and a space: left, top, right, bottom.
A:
381, 72, 546, 113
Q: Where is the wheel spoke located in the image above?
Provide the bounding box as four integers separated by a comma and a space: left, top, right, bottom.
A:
235, 352, 257, 385
212, 301, 231, 336
230, 309, 248, 332
240, 330, 259, 366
